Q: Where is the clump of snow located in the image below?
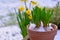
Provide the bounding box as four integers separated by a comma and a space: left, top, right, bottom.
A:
29, 22, 54, 32
46, 23, 54, 31
37, 26, 46, 32
29, 23, 36, 30
37, 22, 46, 32
49, 23, 53, 30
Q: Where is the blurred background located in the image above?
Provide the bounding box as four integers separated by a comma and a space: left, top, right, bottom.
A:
0, 0, 60, 28
0, 0, 60, 40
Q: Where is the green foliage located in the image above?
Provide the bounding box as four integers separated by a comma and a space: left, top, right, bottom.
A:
50, 6, 60, 25
16, 10, 30, 37
41, 8, 53, 27
16, 6, 53, 37
31, 6, 41, 27
32, 6, 53, 27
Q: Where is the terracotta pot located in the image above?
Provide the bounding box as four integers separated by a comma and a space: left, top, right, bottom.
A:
27, 24, 58, 40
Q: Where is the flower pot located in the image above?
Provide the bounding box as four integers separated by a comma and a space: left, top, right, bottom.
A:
27, 24, 58, 40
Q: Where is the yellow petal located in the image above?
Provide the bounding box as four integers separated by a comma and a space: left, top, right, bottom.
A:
29, 15, 32, 19
18, 6, 24, 11
26, 10, 31, 15
31, 1, 37, 6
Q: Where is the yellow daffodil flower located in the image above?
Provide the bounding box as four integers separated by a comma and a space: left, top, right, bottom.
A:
18, 6, 24, 11
29, 15, 32, 19
31, 1, 37, 6
20, 0, 27, 2
26, 10, 31, 15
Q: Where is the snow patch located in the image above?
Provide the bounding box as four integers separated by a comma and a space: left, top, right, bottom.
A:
37, 26, 46, 32
29, 23, 54, 32
46, 23, 54, 31
29, 23, 36, 30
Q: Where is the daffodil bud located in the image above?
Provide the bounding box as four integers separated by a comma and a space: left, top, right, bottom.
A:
18, 6, 24, 11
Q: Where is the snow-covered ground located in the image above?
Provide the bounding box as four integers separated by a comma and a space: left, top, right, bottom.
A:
0, 25, 23, 40
0, 25, 59, 40
54, 30, 60, 40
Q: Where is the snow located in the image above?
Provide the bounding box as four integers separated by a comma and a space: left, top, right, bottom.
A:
0, 25, 23, 40
29, 23, 54, 32
37, 26, 46, 32
54, 30, 60, 40
29, 23, 36, 30
49, 23, 53, 30
45, 23, 54, 31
